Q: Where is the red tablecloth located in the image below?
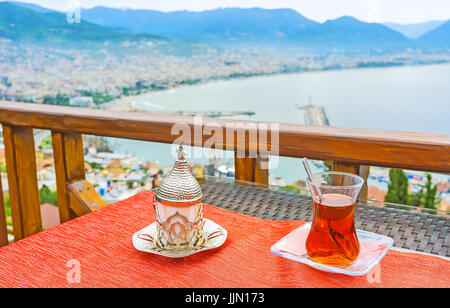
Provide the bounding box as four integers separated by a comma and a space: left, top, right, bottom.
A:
0, 191, 448, 288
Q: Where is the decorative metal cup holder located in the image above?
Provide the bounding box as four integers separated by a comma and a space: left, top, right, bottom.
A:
132, 145, 227, 258
133, 219, 227, 258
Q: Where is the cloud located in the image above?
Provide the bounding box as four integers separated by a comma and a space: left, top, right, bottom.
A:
366, 0, 383, 23
4, 0, 450, 23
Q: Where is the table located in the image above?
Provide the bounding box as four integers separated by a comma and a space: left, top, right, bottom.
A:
200, 177, 450, 257
0, 178, 448, 288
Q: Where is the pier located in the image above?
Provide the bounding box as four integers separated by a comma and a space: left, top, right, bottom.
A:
170, 110, 255, 118
296, 104, 330, 126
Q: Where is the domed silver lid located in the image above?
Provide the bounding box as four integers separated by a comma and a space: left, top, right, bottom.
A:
155, 145, 203, 203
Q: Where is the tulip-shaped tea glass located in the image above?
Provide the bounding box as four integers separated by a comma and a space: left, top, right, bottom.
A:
305, 172, 364, 267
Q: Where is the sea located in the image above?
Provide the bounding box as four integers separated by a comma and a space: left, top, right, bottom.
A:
108, 63, 450, 186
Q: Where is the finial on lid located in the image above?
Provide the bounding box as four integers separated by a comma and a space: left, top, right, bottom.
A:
177, 144, 186, 161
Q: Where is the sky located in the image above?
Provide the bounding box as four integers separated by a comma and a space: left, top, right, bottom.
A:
5, 0, 450, 24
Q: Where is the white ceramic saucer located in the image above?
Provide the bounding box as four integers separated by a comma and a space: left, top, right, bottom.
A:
271, 222, 393, 276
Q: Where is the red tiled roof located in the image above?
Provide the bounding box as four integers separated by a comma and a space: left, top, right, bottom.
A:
368, 185, 386, 202
40, 203, 60, 230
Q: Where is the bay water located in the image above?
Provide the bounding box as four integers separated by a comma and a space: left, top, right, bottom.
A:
109, 63, 450, 184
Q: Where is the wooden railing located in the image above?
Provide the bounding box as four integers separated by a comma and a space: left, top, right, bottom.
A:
0, 101, 449, 246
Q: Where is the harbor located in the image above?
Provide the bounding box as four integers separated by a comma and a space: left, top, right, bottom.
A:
170, 110, 255, 117
295, 100, 330, 126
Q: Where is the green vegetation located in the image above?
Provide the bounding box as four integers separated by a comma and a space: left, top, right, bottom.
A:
422, 174, 439, 213
281, 185, 301, 194
357, 62, 403, 68
81, 90, 115, 105
2, 186, 57, 232
408, 188, 424, 207
226, 72, 260, 79
87, 161, 104, 170
43, 93, 70, 106
16, 98, 34, 103
4, 194, 12, 228
0, 2, 161, 46
176, 78, 201, 86
38, 135, 52, 150
123, 81, 169, 97
385, 169, 440, 213
39, 185, 58, 206
4, 194, 10, 216
385, 169, 409, 205
122, 87, 132, 96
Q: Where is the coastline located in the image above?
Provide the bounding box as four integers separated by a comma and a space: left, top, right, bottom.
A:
93, 61, 450, 210
105, 61, 450, 113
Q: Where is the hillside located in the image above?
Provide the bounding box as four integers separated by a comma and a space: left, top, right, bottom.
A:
384, 20, 445, 39
82, 7, 319, 46
3, 2, 449, 52
0, 2, 161, 45
307, 16, 411, 49
8, 1, 53, 13
418, 20, 450, 48
82, 7, 413, 51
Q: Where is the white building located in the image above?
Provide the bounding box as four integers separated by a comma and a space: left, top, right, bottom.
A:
69, 96, 93, 107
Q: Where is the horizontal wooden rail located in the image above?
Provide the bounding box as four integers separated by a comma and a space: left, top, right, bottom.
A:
0, 101, 449, 173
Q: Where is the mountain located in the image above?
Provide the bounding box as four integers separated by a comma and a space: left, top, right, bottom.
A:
82, 7, 319, 46
0, 2, 161, 45
316, 16, 410, 49
82, 7, 412, 51
7, 1, 53, 13
418, 20, 450, 47
384, 21, 445, 39
6, 2, 447, 52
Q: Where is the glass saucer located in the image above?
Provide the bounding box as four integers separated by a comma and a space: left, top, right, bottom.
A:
271, 222, 393, 276
132, 218, 227, 258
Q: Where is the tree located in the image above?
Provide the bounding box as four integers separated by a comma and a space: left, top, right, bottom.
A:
55, 93, 70, 106
38, 135, 53, 150
39, 185, 58, 206
385, 169, 409, 205
408, 188, 423, 207
122, 87, 130, 96
3, 194, 12, 229
422, 173, 438, 211
323, 161, 332, 171
0, 163, 6, 173
43, 95, 56, 105
43, 94, 70, 106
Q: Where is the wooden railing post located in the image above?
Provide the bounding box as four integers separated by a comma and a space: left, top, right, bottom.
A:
234, 153, 269, 186
255, 154, 269, 185
0, 170, 8, 247
332, 162, 369, 200
3, 125, 42, 240
52, 132, 86, 221
52, 132, 106, 222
